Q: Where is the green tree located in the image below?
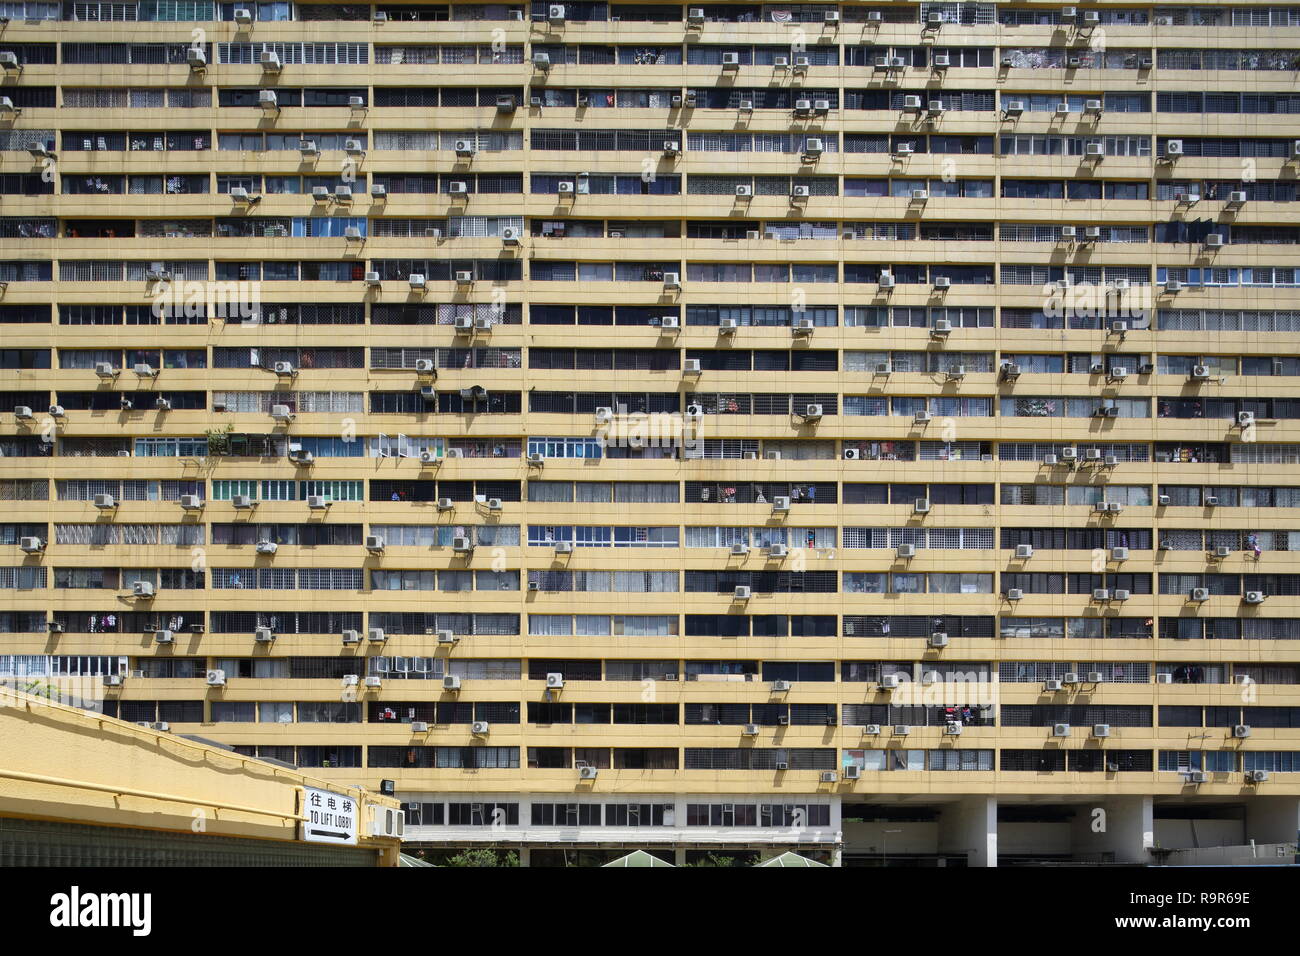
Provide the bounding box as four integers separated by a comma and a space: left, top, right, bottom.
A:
444, 848, 520, 867
683, 852, 755, 867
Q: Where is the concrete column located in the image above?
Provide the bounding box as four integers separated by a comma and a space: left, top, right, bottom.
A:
673, 846, 687, 866
1245, 796, 1300, 846
517, 847, 531, 868
938, 796, 997, 867
1070, 796, 1153, 863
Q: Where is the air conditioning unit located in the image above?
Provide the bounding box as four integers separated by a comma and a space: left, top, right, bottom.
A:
897, 544, 916, 559
103, 675, 123, 687
1050, 723, 1071, 737
548, 4, 565, 22
767, 543, 788, 558
455, 271, 474, 284
735, 184, 753, 197
721, 52, 739, 68
1082, 10, 1100, 23
270, 404, 294, 423
1244, 591, 1265, 604
471, 720, 490, 736
803, 138, 824, 157
1233, 724, 1252, 739
363, 676, 382, 689
93, 494, 116, 509
364, 535, 385, 554
1085, 143, 1104, 157
903, 95, 922, 111
1205, 234, 1225, 248
364, 271, 382, 285
19, 536, 44, 553
452, 536, 473, 553
932, 318, 953, 334
772, 496, 792, 513
733, 585, 752, 600
259, 50, 281, 70
342, 675, 359, 686
1014, 544, 1034, 559
1191, 365, 1211, 380
1043, 453, 1058, 466
878, 273, 895, 289
927, 100, 945, 114
407, 273, 427, 290
258, 90, 278, 109
813, 99, 830, 113
254, 627, 275, 643
437, 630, 457, 644
132, 581, 154, 598
409, 721, 430, 733
1006, 588, 1024, 601
913, 497, 931, 515
742, 723, 760, 736
1092, 588, 1111, 602
1004, 100, 1025, 116
893, 725, 910, 736
1190, 587, 1210, 601
1055, 103, 1071, 116
420, 450, 441, 464
546, 672, 565, 689
913, 410, 931, 425
929, 632, 949, 648
231, 494, 254, 509
867, 10, 882, 21
443, 675, 461, 690
911, 188, 930, 202
791, 185, 811, 199
688, 7, 704, 21
341, 629, 360, 644
1112, 546, 1129, 561
663, 272, 681, 290
579, 766, 598, 780
306, 495, 329, 509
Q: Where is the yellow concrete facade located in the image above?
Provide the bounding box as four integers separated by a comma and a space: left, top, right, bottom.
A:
2, 0, 1300, 863
0, 686, 402, 863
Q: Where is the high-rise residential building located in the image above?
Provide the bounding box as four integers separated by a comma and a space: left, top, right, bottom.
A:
2, 0, 1299, 867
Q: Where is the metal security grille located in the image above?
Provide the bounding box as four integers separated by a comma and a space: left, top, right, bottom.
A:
0, 818, 378, 866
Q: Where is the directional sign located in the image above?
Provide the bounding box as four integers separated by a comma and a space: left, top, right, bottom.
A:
302, 787, 358, 845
